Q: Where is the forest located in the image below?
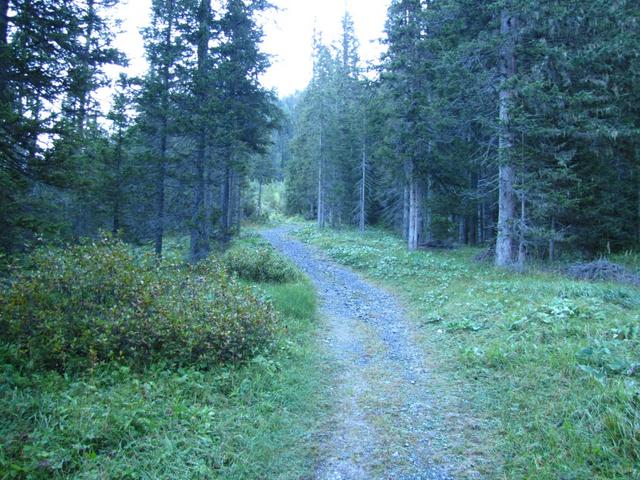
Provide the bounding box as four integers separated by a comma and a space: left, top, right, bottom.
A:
285, 1, 640, 266
1, 0, 639, 479
2, 0, 639, 266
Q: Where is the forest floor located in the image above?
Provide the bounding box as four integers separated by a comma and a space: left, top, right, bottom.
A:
262, 226, 492, 480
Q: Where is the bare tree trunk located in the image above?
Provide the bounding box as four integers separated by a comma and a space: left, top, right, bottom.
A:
234, 172, 242, 234
189, 0, 211, 262
425, 174, 434, 243
221, 164, 231, 243
257, 176, 263, 217
154, 128, 167, 256
495, 8, 517, 267
317, 123, 325, 228
112, 125, 123, 235
458, 216, 466, 244
408, 171, 422, 251
190, 131, 209, 261
517, 191, 526, 268
549, 216, 556, 262
154, 0, 175, 257
403, 185, 410, 240
402, 155, 411, 240
477, 202, 483, 244
359, 133, 366, 233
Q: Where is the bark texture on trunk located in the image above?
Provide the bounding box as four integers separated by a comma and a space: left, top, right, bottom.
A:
517, 191, 526, 267
233, 172, 242, 233
190, 131, 209, 262
359, 134, 366, 233
189, 0, 211, 262
425, 174, 433, 243
408, 173, 422, 251
458, 216, 466, 245
154, 0, 175, 257
317, 122, 326, 228
549, 217, 556, 262
495, 8, 517, 267
402, 185, 410, 240
257, 177, 263, 217
221, 164, 231, 242
154, 134, 167, 257
112, 126, 123, 235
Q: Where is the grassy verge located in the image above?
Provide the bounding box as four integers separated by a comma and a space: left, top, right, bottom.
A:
1, 236, 324, 479
295, 224, 639, 480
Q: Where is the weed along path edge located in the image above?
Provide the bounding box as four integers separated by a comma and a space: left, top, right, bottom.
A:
262, 226, 472, 480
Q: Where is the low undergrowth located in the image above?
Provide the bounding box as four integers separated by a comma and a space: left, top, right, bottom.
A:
223, 233, 300, 283
0, 236, 277, 372
296, 224, 640, 480
0, 234, 324, 479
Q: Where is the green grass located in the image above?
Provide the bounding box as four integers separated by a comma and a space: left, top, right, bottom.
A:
0, 236, 325, 479
295, 224, 640, 480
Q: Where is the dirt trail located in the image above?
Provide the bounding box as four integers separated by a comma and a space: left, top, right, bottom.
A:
262, 226, 458, 480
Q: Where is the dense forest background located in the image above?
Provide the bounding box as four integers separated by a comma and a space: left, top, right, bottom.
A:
2, 0, 639, 267
284, 0, 640, 267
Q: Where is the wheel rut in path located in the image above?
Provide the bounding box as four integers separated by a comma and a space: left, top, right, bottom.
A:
262, 226, 457, 480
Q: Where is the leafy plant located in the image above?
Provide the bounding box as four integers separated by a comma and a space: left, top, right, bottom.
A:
0, 236, 278, 372
223, 240, 299, 283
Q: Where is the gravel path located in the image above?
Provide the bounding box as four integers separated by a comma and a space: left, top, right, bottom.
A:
262, 226, 456, 480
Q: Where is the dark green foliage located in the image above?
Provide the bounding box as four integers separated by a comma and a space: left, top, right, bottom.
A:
0, 0, 124, 252
0, 237, 277, 372
223, 238, 299, 283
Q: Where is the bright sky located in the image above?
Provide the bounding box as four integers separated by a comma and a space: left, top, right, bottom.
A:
105, 0, 390, 100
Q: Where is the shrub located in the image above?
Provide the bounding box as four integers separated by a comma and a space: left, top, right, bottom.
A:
223, 243, 299, 283
0, 236, 277, 372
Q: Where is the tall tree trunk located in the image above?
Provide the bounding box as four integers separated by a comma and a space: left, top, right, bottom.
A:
359, 131, 366, 233
458, 216, 466, 245
478, 202, 484, 244
189, 0, 211, 262
517, 191, 526, 267
112, 126, 123, 235
408, 168, 422, 251
190, 131, 208, 261
234, 174, 242, 234
549, 216, 556, 262
495, 8, 517, 267
425, 174, 434, 243
257, 176, 263, 217
154, 124, 167, 256
154, 0, 175, 257
403, 185, 410, 240
317, 122, 325, 228
221, 164, 231, 242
